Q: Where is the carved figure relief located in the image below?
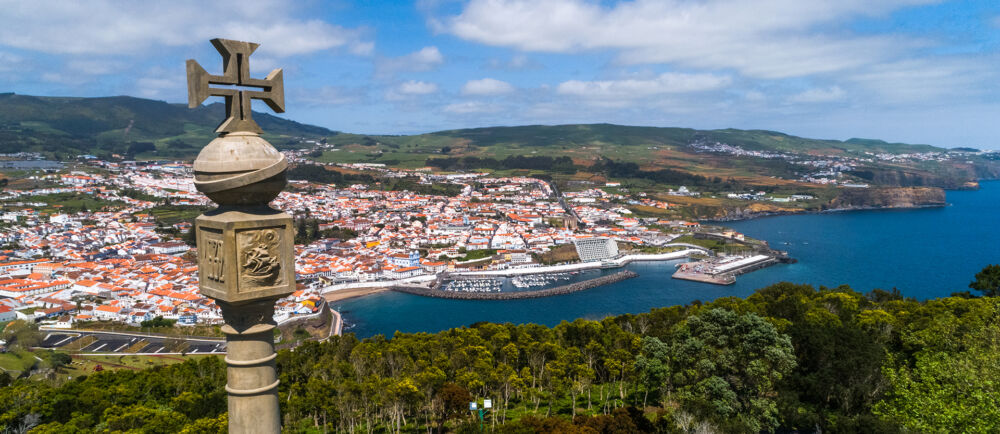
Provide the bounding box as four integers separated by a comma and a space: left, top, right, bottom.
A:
238, 228, 283, 289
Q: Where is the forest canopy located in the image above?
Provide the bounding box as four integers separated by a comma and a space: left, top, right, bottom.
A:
2, 282, 999, 433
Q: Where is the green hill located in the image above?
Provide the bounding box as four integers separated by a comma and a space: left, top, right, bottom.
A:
4, 93, 990, 190
327, 123, 946, 159
0, 92, 334, 159
0, 92, 951, 162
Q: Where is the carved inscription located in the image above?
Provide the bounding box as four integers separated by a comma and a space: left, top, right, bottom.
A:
237, 228, 282, 290
200, 228, 225, 284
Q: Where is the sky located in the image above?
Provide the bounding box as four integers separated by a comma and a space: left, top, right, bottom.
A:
1, 0, 999, 149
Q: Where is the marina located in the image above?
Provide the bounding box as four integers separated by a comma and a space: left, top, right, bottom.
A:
442, 278, 504, 293
511, 272, 576, 289
392, 270, 639, 300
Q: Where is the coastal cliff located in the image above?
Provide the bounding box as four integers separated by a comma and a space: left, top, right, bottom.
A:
708, 186, 946, 221
828, 186, 946, 210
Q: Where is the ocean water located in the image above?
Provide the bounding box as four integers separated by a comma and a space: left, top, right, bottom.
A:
337, 181, 1000, 338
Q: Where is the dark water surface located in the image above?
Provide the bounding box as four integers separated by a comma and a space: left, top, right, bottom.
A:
338, 181, 1000, 338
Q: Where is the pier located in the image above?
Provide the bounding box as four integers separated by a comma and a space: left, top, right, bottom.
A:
672, 254, 778, 285
391, 270, 639, 300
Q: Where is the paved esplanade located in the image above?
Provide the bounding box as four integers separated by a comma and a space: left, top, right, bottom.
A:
187, 38, 295, 434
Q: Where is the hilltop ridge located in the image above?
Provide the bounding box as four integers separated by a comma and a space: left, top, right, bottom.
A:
3, 92, 997, 195
0, 93, 333, 159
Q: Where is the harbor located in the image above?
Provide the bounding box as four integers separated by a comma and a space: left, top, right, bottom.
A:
442, 278, 504, 293
672, 254, 778, 285
391, 270, 639, 300
511, 272, 575, 289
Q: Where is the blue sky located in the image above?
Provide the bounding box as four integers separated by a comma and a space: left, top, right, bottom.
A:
1, 0, 999, 149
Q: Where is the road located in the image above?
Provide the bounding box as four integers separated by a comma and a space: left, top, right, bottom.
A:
549, 180, 582, 224
37, 329, 226, 355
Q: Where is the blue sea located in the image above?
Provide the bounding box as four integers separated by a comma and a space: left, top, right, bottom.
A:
337, 181, 1000, 338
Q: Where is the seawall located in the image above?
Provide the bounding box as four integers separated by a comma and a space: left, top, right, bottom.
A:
391, 270, 639, 300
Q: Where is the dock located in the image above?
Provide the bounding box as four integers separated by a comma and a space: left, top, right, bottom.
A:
672, 254, 778, 285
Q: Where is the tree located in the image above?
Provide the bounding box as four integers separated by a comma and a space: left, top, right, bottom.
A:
180, 413, 228, 434
875, 327, 1000, 432
635, 336, 671, 407
438, 382, 472, 427
970, 264, 1000, 297
103, 404, 188, 434
671, 308, 796, 433
48, 352, 72, 370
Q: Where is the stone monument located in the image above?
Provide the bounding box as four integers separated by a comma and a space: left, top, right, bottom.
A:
186, 38, 294, 434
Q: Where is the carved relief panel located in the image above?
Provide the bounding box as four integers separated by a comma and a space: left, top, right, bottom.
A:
195, 210, 295, 303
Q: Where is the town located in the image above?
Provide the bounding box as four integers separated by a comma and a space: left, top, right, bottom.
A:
689, 137, 983, 186
0, 157, 761, 330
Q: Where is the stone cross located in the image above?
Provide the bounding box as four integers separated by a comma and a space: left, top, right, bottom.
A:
187, 38, 285, 134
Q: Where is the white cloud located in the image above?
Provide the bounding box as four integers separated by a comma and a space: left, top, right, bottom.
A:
441, 0, 934, 79
399, 80, 439, 95
849, 58, 994, 104
134, 67, 184, 99
376, 46, 444, 77
461, 78, 514, 95
411, 46, 445, 65
788, 86, 846, 103
136, 77, 178, 98
350, 41, 376, 56
386, 80, 439, 101
0, 0, 371, 57
444, 101, 502, 114
556, 72, 731, 100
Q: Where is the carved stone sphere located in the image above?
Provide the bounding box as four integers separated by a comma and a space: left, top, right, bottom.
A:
193, 132, 288, 206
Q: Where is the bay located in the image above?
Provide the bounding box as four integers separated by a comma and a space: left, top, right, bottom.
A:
337, 181, 1000, 338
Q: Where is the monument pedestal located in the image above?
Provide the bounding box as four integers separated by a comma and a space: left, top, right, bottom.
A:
195, 207, 294, 434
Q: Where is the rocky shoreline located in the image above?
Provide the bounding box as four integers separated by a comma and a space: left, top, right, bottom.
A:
705, 202, 949, 223
391, 270, 639, 300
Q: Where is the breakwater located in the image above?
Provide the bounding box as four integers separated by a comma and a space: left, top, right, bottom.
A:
391, 270, 639, 300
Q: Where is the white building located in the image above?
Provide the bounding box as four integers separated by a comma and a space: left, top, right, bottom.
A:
0, 259, 49, 275
148, 241, 191, 255
573, 237, 620, 262
0, 306, 15, 322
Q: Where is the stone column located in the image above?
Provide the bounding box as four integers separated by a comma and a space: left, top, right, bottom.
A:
219, 299, 283, 433
193, 159, 296, 434
186, 38, 296, 434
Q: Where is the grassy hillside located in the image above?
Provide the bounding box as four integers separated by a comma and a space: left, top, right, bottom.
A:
3, 92, 991, 194
324, 123, 946, 161
318, 124, 984, 192
0, 92, 334, 159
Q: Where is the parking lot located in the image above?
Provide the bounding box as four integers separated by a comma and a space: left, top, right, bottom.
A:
38, 330, 226, 354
